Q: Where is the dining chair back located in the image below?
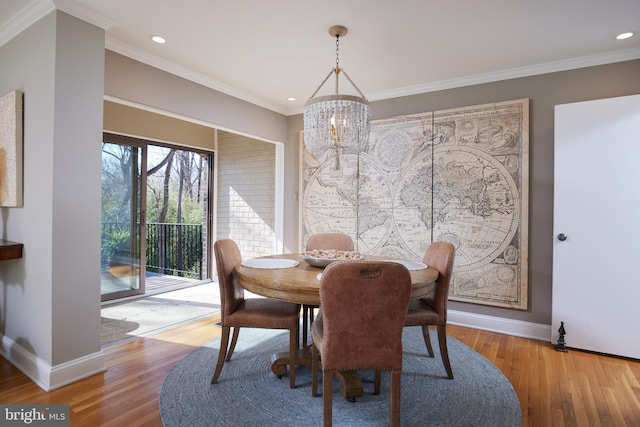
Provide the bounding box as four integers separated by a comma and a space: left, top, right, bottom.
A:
404, 241, 456, 379
212, 239, 300, 388
306, 232, 355, 252
302, 232, 355, 346
311, 260, 411, 427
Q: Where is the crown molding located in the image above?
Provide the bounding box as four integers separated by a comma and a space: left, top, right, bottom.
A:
366, 47, 640, 103
0, 0, 54, 48
0, 0, 114, 49
106, 37, 286, 116
53, 0, 115, 30
284, 47, 640, 116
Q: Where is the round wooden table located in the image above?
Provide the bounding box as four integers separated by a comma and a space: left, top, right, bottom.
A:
235, 253, 439, 398
236, 253, 439, 305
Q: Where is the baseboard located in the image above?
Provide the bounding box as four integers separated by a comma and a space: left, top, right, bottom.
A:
1, 334, 106, 391
448, 309, 551, 342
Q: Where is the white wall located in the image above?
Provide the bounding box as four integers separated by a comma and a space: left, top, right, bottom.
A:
216, 131, 277, 259
0, 11, 105, 390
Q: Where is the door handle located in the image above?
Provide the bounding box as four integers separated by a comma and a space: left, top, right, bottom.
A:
557, 233, 567, 241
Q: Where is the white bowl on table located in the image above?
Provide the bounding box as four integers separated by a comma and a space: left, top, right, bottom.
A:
300, 251, 366, 268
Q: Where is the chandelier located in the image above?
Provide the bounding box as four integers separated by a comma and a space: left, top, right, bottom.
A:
303, 26, 371, 162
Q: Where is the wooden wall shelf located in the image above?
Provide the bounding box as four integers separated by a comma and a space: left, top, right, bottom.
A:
0, 239, 23, 261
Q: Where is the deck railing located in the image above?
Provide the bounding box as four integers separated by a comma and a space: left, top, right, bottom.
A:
101, 222, 203, 279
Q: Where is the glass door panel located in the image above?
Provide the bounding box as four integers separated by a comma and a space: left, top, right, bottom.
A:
101, 142, 145, 300
145, 145, 210, 282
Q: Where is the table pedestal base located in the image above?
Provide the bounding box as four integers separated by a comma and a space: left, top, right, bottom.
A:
270, 348, 363, 399
334, 371, 363, 401
271, 348, 311, 376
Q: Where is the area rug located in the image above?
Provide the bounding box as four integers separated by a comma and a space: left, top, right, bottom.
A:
159, 327, 521, 426
101, 284, 220, 345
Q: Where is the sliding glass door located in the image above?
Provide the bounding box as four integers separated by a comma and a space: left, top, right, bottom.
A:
101, 134, 213, 301
101, 140, 146, 300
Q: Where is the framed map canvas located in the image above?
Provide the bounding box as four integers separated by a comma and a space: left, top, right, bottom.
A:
300, 98, 529, 310
0, 90, 24, 207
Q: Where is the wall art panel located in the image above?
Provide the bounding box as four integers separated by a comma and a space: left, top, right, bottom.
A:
300, 98, 529, 309
0, 90, 24, 207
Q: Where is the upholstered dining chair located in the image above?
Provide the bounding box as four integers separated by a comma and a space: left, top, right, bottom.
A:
303, 232, 355, 346
404, 241, 456, 379
311, 260, 412, 427
211, 239, 300, 388
306, 232, 355, 253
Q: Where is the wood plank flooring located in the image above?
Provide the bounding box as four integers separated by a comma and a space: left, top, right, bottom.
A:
1, 318, 639, 426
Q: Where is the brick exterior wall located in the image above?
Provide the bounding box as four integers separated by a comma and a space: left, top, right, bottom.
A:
216, 131, 276, 261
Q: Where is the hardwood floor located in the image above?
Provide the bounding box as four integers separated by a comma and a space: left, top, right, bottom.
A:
1, 318, 639, 426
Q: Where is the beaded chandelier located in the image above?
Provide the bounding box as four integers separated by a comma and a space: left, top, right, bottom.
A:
303, 26, 371, 160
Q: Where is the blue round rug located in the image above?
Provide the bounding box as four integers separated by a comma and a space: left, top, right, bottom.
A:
159, 327, 521, 426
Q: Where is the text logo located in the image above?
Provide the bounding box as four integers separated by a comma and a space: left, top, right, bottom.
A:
1, 405, 69, 426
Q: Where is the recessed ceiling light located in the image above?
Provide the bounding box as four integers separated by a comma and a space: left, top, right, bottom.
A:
616, 31, 635, 40
151, 35, 166, 44
287, 97, 296, 102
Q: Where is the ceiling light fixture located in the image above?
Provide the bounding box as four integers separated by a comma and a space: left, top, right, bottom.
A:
303, 25, 371, 167
616, 31, 635, 40
151, 35, 166, 44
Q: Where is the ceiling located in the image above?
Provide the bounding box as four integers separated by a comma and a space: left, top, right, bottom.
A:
2, 0, 640, 116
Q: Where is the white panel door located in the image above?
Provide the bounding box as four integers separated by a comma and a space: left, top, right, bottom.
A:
553, 94, 640, 359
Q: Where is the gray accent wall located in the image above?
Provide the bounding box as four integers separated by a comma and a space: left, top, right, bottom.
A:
0, 11, 106, 389
288, 59, 640, 326
104, 51, 288, 145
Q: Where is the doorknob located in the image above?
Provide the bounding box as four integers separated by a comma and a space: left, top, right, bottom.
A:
557, 233, 567, 241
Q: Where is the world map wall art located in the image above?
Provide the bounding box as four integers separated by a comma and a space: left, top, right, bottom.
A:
300, 98, 529, 309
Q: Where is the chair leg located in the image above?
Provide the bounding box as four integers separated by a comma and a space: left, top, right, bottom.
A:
390, 371, 401, 427
421, 325, 435, 357
297, 305, 302, 347
225, 327, 240, 362
302, 305, 309, 347
437, 324, 453, 379
289, 325, 297, 388
302, 304, 316, 347
323, 370, 333, 427
309, 307, 315, 324
311, 342, 320, 397
211, 326, 231, 384
374, 370, 381, 395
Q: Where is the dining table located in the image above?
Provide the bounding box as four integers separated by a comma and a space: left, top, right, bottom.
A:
235, 252, 439, 399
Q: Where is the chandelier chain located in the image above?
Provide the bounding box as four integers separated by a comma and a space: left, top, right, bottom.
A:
335, 35, 340, 70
